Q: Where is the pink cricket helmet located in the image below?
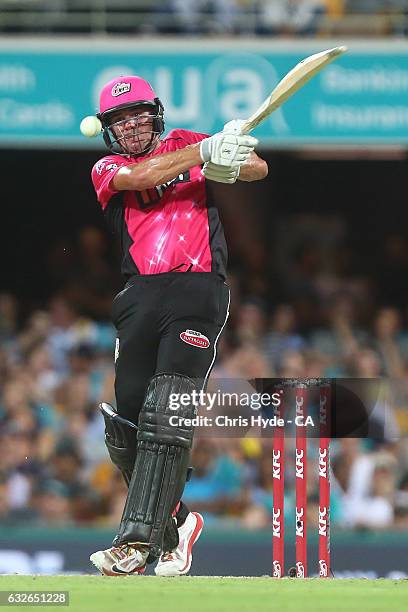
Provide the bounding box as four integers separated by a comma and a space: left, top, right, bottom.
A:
97, 75, 165, 156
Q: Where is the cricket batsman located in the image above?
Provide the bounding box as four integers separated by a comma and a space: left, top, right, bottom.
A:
89, 75, 268, 576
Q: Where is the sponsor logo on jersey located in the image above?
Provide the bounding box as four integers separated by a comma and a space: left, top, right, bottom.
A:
137, 170, 191, 209
95, 160, 106, 175
180, 329, 210, 349
112, 82, 131, 97
95, 160, 119, 175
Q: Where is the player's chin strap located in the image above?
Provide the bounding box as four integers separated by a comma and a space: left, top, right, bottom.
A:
100, 400, 193, 558
111, 372, 197, 560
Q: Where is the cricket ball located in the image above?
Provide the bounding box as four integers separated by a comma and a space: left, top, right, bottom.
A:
80, 115, 102, 138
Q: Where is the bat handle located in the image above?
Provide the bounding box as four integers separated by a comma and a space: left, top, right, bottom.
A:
237, 120, 253, 136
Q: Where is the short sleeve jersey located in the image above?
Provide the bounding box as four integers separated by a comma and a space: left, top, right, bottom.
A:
91, 129, 227, 280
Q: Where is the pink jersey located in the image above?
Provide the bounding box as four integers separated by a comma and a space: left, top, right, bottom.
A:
91, 129, 227, 279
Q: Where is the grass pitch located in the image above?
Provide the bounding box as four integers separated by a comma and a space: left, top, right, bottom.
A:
1, 576, 407, 612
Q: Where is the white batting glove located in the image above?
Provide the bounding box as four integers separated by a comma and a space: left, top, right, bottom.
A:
222, 119, 247, 135
201, 162, 240, 184
200, 132, 258, 167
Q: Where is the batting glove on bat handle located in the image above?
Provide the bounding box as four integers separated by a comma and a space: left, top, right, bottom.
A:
200, 132, 221, 162
200, 132, 258, 165
222, 119, 248, 135
201, 161, 241, 184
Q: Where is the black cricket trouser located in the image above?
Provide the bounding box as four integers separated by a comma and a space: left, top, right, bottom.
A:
112, 271, 230, 424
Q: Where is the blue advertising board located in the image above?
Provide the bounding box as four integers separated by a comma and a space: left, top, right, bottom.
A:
0, 527, 407, 577
0, 39, 408, 146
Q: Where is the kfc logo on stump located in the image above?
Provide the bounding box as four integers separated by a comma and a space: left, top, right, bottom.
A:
272, 508, 281, 538
272, 450, 281, 480
319, 506, 328, 536
319, 448, 328, 478
296, 507, 304, 537
180, 329, 210, 349
295, 449, 305, 479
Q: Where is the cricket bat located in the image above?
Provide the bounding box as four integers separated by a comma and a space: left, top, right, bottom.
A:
239, 46, 347, 134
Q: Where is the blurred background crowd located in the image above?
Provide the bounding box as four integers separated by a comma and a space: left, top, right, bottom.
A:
1, 0, 408, 37
2, 215, 408, 533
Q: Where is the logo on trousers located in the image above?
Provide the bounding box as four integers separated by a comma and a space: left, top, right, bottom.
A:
319, 506, 328, 536
180, 329, 210, 349
319, 559, 328, 577
273, 450, 281, 479
273, 508, 281, 538
295, 449, 304, 479
296, 507, 304, 537
296, 562, 305, 578
272, 560, 282, 578
319, 448, 328, 478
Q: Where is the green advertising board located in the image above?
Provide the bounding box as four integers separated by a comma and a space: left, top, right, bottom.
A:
0, 39, 408, 146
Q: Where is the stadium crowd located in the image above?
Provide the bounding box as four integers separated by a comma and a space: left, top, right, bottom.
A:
1, 0, 408, 36
1, 222, 408, 533
159, 0, 408, 36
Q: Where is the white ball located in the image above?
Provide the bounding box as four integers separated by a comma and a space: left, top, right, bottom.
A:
80, 115, 102, 138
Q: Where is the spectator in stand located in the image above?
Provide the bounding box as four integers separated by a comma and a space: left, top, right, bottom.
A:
377, 236, 408, 310
345, 0, 406, 14
395, 472, 408, 529
182, 439, 247, 519
241, 444, 275, 529
235, 298, 268, 346
30, 479, 73, 526
263, 304, 306, 372
373, 307, 407, 378
343, 447, 398, 529
0, 293, 18, 347
165, 0, 243, 34
257, 0, 326, 35
59, 226, 121, 320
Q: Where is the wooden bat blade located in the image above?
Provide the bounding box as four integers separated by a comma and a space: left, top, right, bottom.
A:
240, 46, 347, 134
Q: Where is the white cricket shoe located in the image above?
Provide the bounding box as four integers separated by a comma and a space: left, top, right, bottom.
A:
155, 511, 204, 577
90, 543, 149, 576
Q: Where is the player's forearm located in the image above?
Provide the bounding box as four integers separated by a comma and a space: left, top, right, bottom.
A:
238, 155, 268, 182
113, 143, 202, 191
